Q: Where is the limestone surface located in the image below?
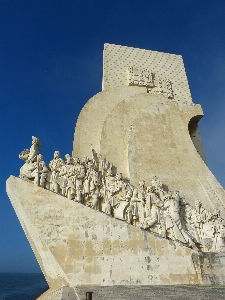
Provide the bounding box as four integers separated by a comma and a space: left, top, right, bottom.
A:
6, 44, 225, 299
5, 177, 203, 282
73, 44, 225, 221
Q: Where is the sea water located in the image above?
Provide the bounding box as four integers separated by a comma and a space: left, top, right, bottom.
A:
0, 273, 48, 300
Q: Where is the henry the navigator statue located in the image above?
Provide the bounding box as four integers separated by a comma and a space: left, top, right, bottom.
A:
6, 44, 225, 299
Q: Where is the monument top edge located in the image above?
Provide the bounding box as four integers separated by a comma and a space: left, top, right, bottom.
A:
104, 43, 183, 58
102, 43, 192, 102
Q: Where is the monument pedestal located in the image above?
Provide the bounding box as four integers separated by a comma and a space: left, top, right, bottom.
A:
6, 176, 204, 286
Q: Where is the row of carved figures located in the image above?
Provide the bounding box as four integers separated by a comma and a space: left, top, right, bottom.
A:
19, 136, 225, 253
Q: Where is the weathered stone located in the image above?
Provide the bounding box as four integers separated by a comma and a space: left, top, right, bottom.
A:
7, 176, 203, 287
73, 44, 225, 219
6, 44, 225, 299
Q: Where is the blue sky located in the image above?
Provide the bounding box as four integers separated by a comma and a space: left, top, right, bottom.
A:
1, 0, 225, 273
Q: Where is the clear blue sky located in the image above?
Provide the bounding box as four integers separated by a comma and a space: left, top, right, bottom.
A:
1, 0, 225, 273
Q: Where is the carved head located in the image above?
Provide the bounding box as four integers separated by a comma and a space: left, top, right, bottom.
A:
32, 136, 40, 145
116, 173, 122, 180
163, 194, 170, 202
54, 151, 60, 159
152, 176, 163, 189
139, 180, 145, 187
126, 190, 132, 198
106, 169, 113, 176
213, 208, 220, 218
73, 157, 80, 165
37, 154, 43, 162
171, 190, 179, 197
65, 154, 73, 165
93, 170, 98, 177
87, 161, 94, 169
82, 156, 89, 164
147, 186, 154, 193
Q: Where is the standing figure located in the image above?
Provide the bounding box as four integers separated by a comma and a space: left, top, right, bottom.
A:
114, 173, 126, 204
145, 186, 158, 217
83, 160, 98, 202
136, 180, 146, 225
194, 200, 212, 241
34, 154, 49, 187
28, 136, 41, 162
19, 137, 42, 181
103, 169, 115, 215
129, 188, 139, 226
49, 151, 65, 193
163, 192, 198, 250
59, 154, 76, 200
73, 157, 86, 202
142, 189, 165, 237
151, 176, 165, 199
89, 170, 102, 210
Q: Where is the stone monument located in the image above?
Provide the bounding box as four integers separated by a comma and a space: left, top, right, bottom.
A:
6, 44, 225, 299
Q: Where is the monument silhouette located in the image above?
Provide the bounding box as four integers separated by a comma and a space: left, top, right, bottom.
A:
7, 44, 225, 299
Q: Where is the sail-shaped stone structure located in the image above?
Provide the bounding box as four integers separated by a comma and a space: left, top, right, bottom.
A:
6, 44, 225, 299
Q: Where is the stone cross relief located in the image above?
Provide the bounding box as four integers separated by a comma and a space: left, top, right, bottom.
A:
128, 66, 174, 99
19, 136, 225, 253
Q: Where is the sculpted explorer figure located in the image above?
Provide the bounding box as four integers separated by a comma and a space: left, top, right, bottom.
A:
163, 192, 198, 250
18, 138, 225, 252
34, 154, 49, 187
73, 157, 85, 202
19, 136, 42, 181
137, 180, 146, 225
58, 154, 76, 200
49, 151, 65, 193
28, 136, 41, 162
142, 186, 165, 237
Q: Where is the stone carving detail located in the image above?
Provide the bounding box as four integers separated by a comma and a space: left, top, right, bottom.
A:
128, 66, 174, 99
19, 137, 225, 253
128, 66, 154, 88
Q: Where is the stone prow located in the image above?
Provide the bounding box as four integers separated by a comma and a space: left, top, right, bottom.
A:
6, 175, 209, 287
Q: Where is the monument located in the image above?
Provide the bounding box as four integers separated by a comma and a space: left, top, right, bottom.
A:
6, 44, 225, 299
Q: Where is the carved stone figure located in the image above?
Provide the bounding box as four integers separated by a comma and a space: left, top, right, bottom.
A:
151, 176, 165, 199
194, 200, 212, 241
89, 169, 102, 210
113, 173, 131, 220
142, 190, 165, 237
19, 154, 48, 188
34, 154, 49, 187
73, 157, 85, 202
124, 190, 134, 223
58, 154, 76, 200
136, 180, 146, 225
28, 136, 41, 162
145, 186, 157, 217
19, 136, 42, 182
49, 151, 65, 193
19, 159, 36, 181
18, 137, 225, 252
104, 169, 115, 215
163, 192, 198, 250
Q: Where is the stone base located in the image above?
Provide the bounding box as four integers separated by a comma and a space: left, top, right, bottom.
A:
37, 285, 225, 300
6, 176, 225, 298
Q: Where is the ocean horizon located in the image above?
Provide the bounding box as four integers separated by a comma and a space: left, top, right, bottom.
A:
0, 273, 48, 300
